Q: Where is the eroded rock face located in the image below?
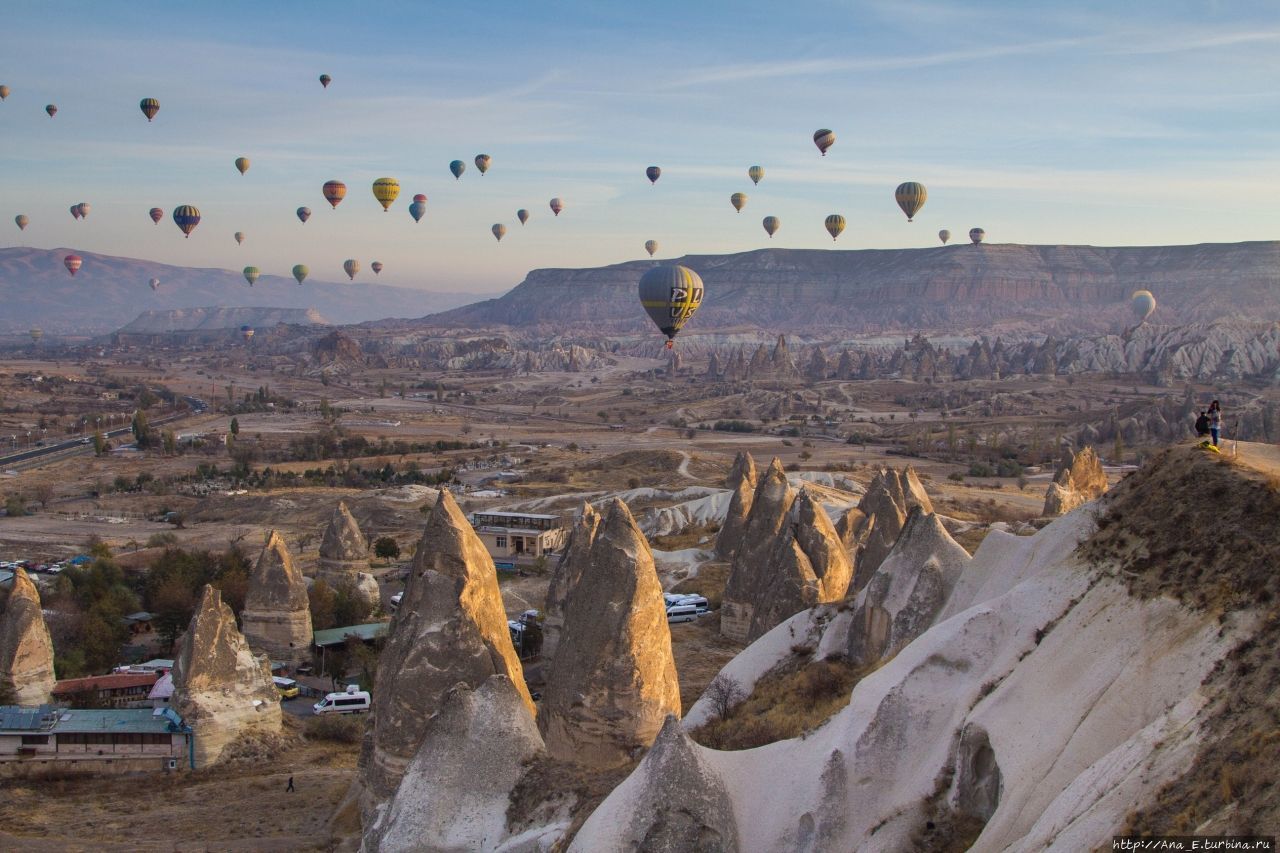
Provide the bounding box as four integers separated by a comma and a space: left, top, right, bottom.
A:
0, 568, 55, 705
172, 585, 281, 768
856, 466, 935, 579
317, 502, 380, 616
361, 489, 533, 811
240, 531, 313, 665
540, 499, 680, 769
721, 460, 855, 644
1043, 446, 1108, 516
714, 452, 758, 561
847, 508, 972, 666
366, 675, 544, 853
542, 502, 600, 666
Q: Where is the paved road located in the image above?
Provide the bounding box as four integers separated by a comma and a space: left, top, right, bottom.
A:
0, 398, 205, 469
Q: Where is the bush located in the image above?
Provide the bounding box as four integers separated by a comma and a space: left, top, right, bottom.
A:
305, 713, 364, 743
146, 531, 179, 548
373, 536, 400, 561
968, 462, 995, 478
947, 472, 965, 482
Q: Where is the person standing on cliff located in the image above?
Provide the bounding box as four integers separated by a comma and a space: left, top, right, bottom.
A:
1207, 400, 1222, 447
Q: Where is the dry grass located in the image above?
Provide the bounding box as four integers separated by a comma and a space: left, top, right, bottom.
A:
651, 522, 719, 552
669, 610, 743, 712
669, 561, 730, 609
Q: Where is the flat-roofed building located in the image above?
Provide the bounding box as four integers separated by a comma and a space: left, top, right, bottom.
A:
52, 672, 160, 709
0, 704, 192, 775
469, 511, 568, 560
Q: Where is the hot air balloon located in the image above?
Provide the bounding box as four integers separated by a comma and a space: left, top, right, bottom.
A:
644, 240, 658, 258
45, 104, 57, 118
762, 216, 780, 238
319, 74, 331, 88
240, 324, 254, 341
63, 254, 82, 276
172, 205, 201, 237
234, 157, 250, 175
296, 207, 311, 223
1131, 290, 1156, 323
449, 160, 466, 180
76, 202, 91, 220
638, 265, 704, 349
938, 229, 951, 245
824, 214, 846, 241
322, 180, 347, 209
70, 205, 81, 221
242, 266, 259, 287
292, 264, 308, 285
343, 259, 360, 280
730, 192, 748, 212
748, 165, 765, 185
149, 207, 163, 224
139, 98, 160, 122
408, 198, 426, 222
0, 85, 9, 100
492, 223, 506, 242
895, 182, 927, 222
475, 154, 491, 175
969, 228, 985, 244
813, 128, 835, 156
372, 177, 399, 212
517, 209, 529, 225
234, 231, 245, 245
549, 198, 564, 216
646, 166, 661, 185
148, 278, 160, 291
29, 328, 42, 343
14, 215, 28, 231
371, 261, 383, 275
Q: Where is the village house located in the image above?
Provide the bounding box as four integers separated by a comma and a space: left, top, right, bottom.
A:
52, 672, 160, 709
469, 511, 568, 560
0, 705, 193, 775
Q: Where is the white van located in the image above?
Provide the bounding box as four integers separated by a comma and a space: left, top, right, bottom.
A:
663, 593, 710, 615
666, 604, 700, 624
313, 684, 371, 715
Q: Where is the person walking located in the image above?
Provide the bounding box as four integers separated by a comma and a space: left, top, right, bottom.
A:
1207, 400, 1222, 447
286, 775, 295, 793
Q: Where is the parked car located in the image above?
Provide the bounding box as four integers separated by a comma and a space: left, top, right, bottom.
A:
389, 592, 403, 611
313, 685, 371, 715
273, 677, 300, 699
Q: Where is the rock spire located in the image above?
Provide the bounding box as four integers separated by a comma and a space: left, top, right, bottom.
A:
1043, 445, 1108, 516
0, 568, 55, 705
240, 531, 312, 665
542, 501, 600, 666
714, 451, 759, 561
317, 501, 381, 615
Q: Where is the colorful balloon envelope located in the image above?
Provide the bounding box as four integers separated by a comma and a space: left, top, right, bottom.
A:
292, 264, 309, 285
450, 160, 466, 180
969, 228, 985, 244
492, 223, 506, 242
408, 200, 427, 222
235, 157, 250, 175
319, 74, 331, 88
343, 259, 360, 280
241, 325, 254, 340
14, 214, 28, 231
76, 202, 90, 219
0, 85, 10, 100
234, 231, 245, 245
762, 216, 780, 238
372, 177, 400, 211
70, 204, 81, 221
173, 205, 201, 237
748, 165, 765, 185
139, 98, 160, 122
45, 104, 57, 118
895, 182, 927, 222
938, 229, 951, 245
322, 180, 347, 208
64, 254, 82, 276
824, 214, 846, 241
1131, 290, 1156, 323
813, 128, 835, 155
646, 166, 661, 185
297, 207, 311, 223
243, 266, 259, 287
371, 261, 383, 275
149, 207, 163, 224
475, 154, 491, 175
638, 265, 704, 349
412, 193, 427, 203
730, 192, 748, 212
644, 240, 658, 258
549, 198, 564, 216
149, 278, 160, 291
29, 328, 42, 342
517, 209, 529, 225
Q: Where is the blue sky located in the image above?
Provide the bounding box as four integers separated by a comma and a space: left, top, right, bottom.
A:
1, 0, 1278, 293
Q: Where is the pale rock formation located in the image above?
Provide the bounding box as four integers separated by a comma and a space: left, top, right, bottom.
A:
855, 465, 934, 578
713, 451, 758, 561
539, 499, 680, 769
171, 585, 281, 768
720, 460, 855, 643
318, 501, 381, 616
834, 506, 874, 587
568, 716, 739, 852
365, 675, 544, 853
846, 507, 972, 666
1043, 445, 1108, 516
542, 502, 600, 666
0, 568, 55, 705
361, 489, 532, 812
240, 531, 313, 665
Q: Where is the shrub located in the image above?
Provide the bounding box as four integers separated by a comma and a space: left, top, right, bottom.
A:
305, 713, 364, 743
146, 531, 179, 548
948, 472, 965, 482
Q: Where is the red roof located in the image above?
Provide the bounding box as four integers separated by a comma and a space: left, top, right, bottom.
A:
53, 672, 158, 695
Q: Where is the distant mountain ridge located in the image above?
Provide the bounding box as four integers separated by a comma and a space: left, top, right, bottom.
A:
427, 241, 1280, 336
116, 306, 327, 334
0, 247, 486, 335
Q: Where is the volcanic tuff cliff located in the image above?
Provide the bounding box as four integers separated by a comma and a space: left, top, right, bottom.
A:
1043, 446, 1109, 517
115, 306, 327, 334
317, 501, 380, 616
240, 531, 313, 665
714, 451, 759, 561
0, 568, 56, 705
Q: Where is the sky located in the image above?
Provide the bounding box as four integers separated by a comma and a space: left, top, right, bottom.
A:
1, 0, 1278, 295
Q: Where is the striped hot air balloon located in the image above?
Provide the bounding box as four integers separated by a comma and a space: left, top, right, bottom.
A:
372, 177, 400, 211
323, 180, 347, 208
172, 205, 201, 238
69, 204, 81, 221
748, 165, 765, 185
969, 228, 985, 244
64, 254, 82, 276
824, 214, 846, 241
76, 202, 91, 219
638, 265, 704, 349
1131, 290, 1156, 323
15, 215, 28, 231
475, 154, 491, 175
813, 128, 835, 155
938, 229, 951, 245
492, 223, 507, 242
240, 324, 254, 341
319, 74, 331, 88
297, 207, 311, 223
243, 266, 259, 287
644, 240, 658, 257
371, 261, 383, 275
29, 328, 43, 343
762, 216, 780, 238
646, 166, 661, 185
149, 207, 163, 224
549, 198, 564, 216
292, 264, 309, 285
234, 231, 245, 245
235, 157, 250, 175
45, 104, 57, 118
730, 192, 748, 212
895, 182, 927, 222
343, 259, 360, 280
139, 98, 160, 122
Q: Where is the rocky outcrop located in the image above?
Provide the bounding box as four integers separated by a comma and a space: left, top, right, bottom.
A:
365, 675, 544, 852
317, 502, 380, 616
0, 568, 55, 705
362, 489, 532, 811
240, 531, 313, 666
539, 499, 680, 769
569, 716, 739, 852
171, 585, 281, 768
713, 451, 758, 561
846, 508, 972, 666
1043, 446, 1108, 516
116, 306, 327, 334
856, 466, 934, 579
720, 459, 855, 644
542, 502, 600, 666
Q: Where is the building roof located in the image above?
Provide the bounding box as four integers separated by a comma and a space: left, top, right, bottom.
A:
476, 525, 559, 536
50, 707, 184, 735
472, 511, 559, 520
0, 705, 58, 732
124, 611, 154, 622
52, 672, 159, 695
148, 672, 174, 701
312, 621, 390, 648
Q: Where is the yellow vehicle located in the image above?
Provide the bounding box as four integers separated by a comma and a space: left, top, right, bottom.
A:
273, 677, 300, 699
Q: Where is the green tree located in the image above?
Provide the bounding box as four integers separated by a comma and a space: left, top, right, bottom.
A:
1113, 433, 1124, 464
229, 417, 240, 436
92, 430, 106, 456
319, 397, 332, 420
162, 430, 177, 455
309, 579, 338, 630
373, 536, 400, 561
